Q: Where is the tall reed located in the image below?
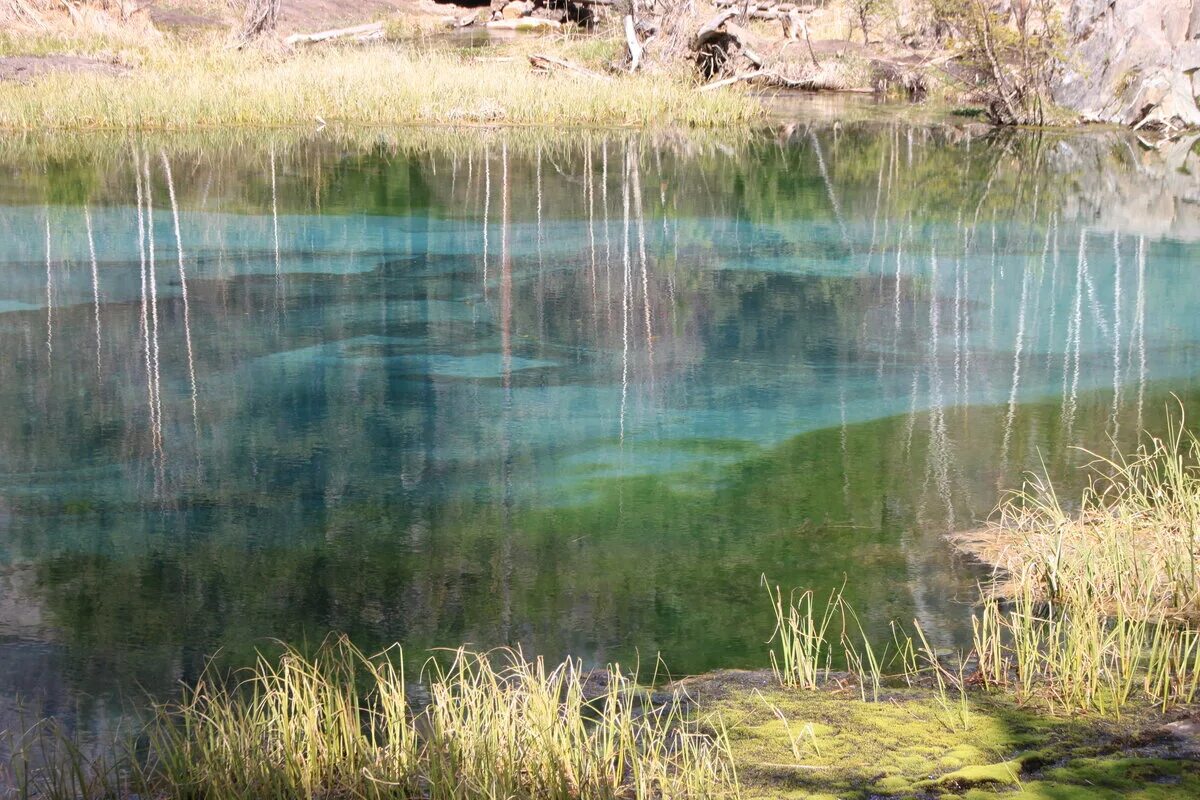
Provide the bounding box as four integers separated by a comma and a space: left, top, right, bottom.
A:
955, 407, 1200, 618
763, 577, 840, 690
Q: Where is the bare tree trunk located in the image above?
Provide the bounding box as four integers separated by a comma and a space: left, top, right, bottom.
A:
240, 0, 281, 41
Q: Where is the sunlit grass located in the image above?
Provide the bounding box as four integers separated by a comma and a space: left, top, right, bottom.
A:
956, 408, 1200, 714
0, 37, 762, 130
763, 578, 971, 729
770, 407, 1200, 718
957, 408, 1200, 618
6, 639, 739, 799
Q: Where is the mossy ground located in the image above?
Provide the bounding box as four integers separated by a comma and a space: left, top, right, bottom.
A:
680, 671, 1200, 799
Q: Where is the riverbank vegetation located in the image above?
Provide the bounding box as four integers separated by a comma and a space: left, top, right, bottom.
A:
4, 0, 1198, 130
8, 641, 738, 799
6, 0, 1193, 131
0, 34, 761, 129
956, 408, 1200, 715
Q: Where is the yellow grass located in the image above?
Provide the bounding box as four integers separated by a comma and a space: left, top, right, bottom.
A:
7, 639, 740, 799
0, 37, 763, 130
952, 409, 1200, 714
953, 410, 1200, 619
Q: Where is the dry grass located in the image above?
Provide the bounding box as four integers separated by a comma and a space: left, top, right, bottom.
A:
953, 409, 1200, 619
0, 32, 762, 130
767, 411, 1200, 718
951, 408, 1200, 714
7, 639, 740, 800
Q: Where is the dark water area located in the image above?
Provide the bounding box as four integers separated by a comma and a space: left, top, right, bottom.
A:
0, 124, 1199, 735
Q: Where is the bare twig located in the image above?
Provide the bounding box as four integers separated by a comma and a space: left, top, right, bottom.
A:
699, 69, 765, 91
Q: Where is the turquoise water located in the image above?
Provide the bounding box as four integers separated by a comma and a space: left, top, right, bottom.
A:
1, 126, 1199, 729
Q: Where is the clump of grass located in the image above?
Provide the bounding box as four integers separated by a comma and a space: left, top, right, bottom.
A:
0, 39, 762, 130
763, 577, 841, 690
955, 408, 1200, 618
957, 409, 1200, 715
7, 638, 739, 800
3, 717, 131, 800
970, 577, 1200, 715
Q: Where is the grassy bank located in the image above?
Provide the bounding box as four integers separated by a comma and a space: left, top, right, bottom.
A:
954, 410, 1200, 618
8, 641, 738, 799
952, 410, 1200, 715
0, 32, 762, 130
9, 640, 1200, 799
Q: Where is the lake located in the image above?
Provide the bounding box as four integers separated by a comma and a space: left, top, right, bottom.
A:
1, 123, 1199, 733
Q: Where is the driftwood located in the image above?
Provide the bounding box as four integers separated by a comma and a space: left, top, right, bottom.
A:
624, 14, 643, 72
724, 22, 763, 65
782, 11, 819, 67
284, 22, 385, 45
240, 0, 281, 42
712, 0, 817, 11
58, 0, 83, 25
698, 69, 766, 91
529, 52, 613, 80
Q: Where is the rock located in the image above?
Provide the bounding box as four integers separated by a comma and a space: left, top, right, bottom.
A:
1162, 716, 1200, 755
487, 17, 560, 31
1054, 0, 1200, 130
501, 1, 533, 19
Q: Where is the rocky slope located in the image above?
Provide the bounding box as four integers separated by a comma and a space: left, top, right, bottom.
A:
1055, 0, 1200, 129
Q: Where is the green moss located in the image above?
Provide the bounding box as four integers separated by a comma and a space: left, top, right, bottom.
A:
922, 759, 1022, 790
699, 682, 1200, 799
959, 756, 1200, 799
873, 775, 912, 792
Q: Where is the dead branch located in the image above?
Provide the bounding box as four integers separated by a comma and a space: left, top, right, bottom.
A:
624, 14, 644, 72
239, 0, 281, 42
284, 22, 385, 45
486, 17, 561, 30
692, 9, 736, 47
699, 69, 765, 91
529, 52, 613, 80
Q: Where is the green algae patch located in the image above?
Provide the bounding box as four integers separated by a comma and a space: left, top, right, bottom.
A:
957, 756, 1200, 799
919, 759, 1023, 791
683, 673, 1200, 799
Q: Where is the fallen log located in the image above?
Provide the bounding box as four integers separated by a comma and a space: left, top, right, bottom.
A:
724, 22, 764, 65
699, 69, 766, 91
529, 53, 613, 80
284, 22, 384, 45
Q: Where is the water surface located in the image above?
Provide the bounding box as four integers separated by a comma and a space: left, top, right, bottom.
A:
1, 125, 1199, 732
